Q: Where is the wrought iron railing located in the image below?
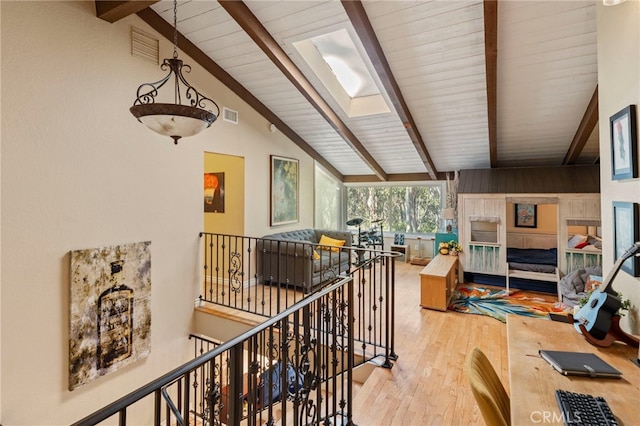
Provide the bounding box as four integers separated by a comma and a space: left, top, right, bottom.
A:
198, 232, 398, 366
72, 276, 356, 426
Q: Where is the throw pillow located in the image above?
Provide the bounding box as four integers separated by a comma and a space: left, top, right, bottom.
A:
313, 250, 320, 260
574, 241, 589, 249
584, 275, 602, 293
318, 235, 346, 252
567, 234, 588, 248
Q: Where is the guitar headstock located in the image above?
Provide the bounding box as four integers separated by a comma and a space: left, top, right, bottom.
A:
621, 242, 640, 260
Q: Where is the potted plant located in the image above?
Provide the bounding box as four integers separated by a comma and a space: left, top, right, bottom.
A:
578, 289, 630, 316
438, 240, 463, 256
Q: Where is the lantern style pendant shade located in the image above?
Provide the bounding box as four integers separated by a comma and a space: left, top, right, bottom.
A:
130, 2, 218, 144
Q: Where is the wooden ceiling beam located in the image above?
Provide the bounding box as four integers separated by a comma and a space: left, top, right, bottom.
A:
483, 0, 498, 167
341, 0, 438, 181
563, 86, 599, 165
218, 0, 388, 181
95, 1, 159, 23
343, 172, 448, 184
135, 7, 344, 181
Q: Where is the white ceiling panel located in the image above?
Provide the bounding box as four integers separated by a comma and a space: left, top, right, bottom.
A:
497, 0, 598, 167
363, 0, 490, 172
142, 0, 600, 180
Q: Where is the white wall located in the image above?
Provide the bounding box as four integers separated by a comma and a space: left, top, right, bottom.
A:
0, 0, 3, 416
597, 0, 640, 334
0, 1, 314, 424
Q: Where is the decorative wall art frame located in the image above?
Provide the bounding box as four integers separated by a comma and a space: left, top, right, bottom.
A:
610, 105, 638, 180
69, 241, 152, 390
515, 203, 537, 228
204, 172, 225, 213
612, 202, 639, 277
270, 155, 299, 226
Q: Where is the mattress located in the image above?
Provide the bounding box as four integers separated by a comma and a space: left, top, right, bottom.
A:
507, 247, 558, 267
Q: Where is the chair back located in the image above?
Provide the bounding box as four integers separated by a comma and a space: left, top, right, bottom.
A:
465, 347, 511, 426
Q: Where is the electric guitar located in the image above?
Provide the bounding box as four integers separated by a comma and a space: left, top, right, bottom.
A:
573, 242, 640, 340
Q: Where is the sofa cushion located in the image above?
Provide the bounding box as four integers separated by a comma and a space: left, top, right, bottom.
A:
313, 250, 349, 273
265, 228, 316, 243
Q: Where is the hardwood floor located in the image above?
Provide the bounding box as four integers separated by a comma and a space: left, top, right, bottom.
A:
351, 261, 547, 425
201, 259, 558, 425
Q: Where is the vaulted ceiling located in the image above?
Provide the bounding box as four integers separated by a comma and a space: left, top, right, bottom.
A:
97, 0, 601, 183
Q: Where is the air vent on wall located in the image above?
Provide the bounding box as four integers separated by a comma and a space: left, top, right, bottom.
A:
223, 107, 238, 124
131, 27, 159, 65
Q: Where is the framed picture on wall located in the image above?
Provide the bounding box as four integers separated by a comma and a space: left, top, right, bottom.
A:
270, 155, 299, 226
613, 201, 639, 277
515, 204, 537, 228
610, 105, 638, 180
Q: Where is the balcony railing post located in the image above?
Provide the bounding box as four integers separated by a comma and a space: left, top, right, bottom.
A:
390, 256, 398, 361
228, 344, 245, 426
347, 276, 355, 426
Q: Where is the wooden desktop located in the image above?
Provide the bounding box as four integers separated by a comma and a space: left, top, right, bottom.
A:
506, 315, 639, 424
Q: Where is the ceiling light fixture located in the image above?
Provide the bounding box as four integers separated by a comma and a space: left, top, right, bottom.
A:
130, 0, 218, 144
602, 0, 626, 5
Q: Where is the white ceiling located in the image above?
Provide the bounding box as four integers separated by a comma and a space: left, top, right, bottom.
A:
142, 0, 600, 181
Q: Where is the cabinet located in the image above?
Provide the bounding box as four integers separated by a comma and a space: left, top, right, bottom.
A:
390, 244, 409, 262
419, 254, 458, 311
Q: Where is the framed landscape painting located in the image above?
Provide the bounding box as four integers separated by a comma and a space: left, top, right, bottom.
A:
270, 155, 299, 226
613, 201, 639, 276
515, 204, 537, 228
610, 105, 637, 180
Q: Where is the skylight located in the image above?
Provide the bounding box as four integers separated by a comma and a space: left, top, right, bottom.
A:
323, 55, 362, 97
292, 28, 390, 118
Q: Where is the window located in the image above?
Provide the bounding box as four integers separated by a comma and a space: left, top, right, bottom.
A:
315, 166, 341, 230
345, 184, 444, 234
470, 220, 499, 243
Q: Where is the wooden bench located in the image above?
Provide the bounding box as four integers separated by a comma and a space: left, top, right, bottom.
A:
419, 254, 458, 311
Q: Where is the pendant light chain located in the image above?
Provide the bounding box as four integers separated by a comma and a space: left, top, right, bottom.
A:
172, 0, 178, 59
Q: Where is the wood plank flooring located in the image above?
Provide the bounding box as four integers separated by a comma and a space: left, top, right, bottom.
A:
201, 260, 558, 425
351, 261, 556, 426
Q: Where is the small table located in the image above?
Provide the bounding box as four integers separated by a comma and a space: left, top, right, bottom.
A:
390, 244, 409, 263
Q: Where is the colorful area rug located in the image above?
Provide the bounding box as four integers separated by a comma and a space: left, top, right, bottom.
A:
448, 286, 570, 323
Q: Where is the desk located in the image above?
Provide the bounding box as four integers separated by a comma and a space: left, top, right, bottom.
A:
507, 315, 639, 425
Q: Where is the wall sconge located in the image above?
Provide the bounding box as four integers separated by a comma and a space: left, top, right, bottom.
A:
443, 208, 456, 233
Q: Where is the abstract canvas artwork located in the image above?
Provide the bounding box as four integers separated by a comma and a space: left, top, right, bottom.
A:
204, 172, 225, 213
69, 241, 151, 390
270, 155, 299, 226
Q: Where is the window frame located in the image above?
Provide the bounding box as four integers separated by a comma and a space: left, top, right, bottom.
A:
342, 181, 447, 236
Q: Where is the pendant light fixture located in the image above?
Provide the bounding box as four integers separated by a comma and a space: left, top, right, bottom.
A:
130, 0, 219, 144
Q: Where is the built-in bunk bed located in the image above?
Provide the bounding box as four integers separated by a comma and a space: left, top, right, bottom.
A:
456, 166, 602, 300
505, 231, 560, 295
